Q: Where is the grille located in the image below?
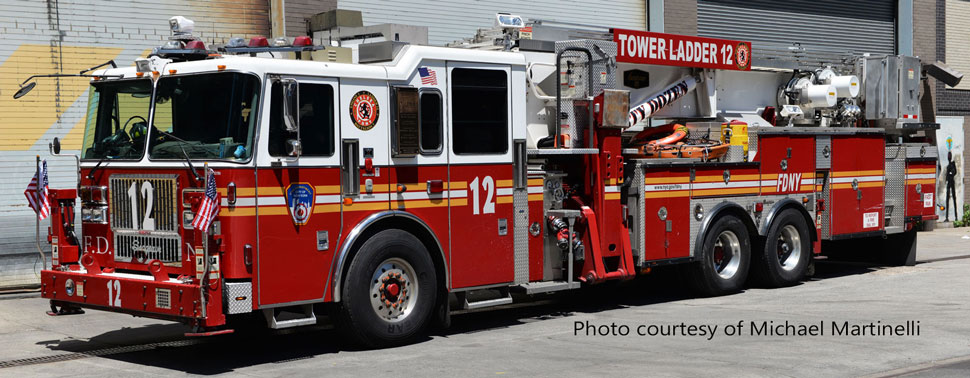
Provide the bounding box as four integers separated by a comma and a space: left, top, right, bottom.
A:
114, 233, 182, 266
109, 174, 180, 232
109, 174, 181, 265
155, 288, 171, 309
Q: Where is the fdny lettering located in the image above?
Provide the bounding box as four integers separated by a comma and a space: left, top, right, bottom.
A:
84, 235, 110, 254
776, 173, 803, 193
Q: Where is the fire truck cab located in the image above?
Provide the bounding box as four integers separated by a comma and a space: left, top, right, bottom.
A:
33, 16, 949, 347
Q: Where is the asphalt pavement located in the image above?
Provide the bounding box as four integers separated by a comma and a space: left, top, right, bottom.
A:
0, 228, 968, 377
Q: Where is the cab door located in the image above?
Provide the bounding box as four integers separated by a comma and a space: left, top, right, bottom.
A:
446, 62, 515, 288
256, 76, 342, 306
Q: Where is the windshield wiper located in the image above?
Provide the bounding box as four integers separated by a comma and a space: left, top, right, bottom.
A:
154, 129, 203, 182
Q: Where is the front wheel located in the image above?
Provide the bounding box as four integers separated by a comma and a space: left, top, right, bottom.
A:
688, 215, 751, 296
754, 209, 812, 287
338, 229, 437, 348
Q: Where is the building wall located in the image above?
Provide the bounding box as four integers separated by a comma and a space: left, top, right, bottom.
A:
284, 0, 338, 37
935, 0, 970, 211
337, 0, 647, 46
0, 0, 269, 288
663, 0, 697, 36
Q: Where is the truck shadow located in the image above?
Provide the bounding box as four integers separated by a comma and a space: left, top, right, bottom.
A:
36, 259, 898, 374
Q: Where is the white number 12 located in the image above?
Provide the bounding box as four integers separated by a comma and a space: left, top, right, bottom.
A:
470, 176, 495, 215
126, 181, 155, 231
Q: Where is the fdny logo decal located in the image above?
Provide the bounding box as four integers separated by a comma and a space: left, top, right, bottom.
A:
350, 90, 379, 131
776, 173, 802, 193
286, 183, 314, 225
735, 42, 751, 70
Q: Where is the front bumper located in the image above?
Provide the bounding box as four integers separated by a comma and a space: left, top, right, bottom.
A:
41, 269, 225, 327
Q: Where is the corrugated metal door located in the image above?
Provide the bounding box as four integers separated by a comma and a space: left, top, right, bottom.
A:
337, 0, 646, 46
697, 0, 896, 61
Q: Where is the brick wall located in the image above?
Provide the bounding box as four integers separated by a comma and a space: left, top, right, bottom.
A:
664, 0, 697, 36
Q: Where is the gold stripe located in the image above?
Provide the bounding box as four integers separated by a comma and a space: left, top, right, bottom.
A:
692, 187, 760, 196
832, 170, 884, 177
528, 178, 544, 186
257, 187, 284, 196
220, 207, 257, 217
343, 202, 390, 211
392, 199, 448, 209
258, 207, 289, 216
905, 168, 935, 174
316, 185, 340, 194
693, 174, 761, 183
312, 204, 340, 213
644, 190, 690, 198
528, 193, 543, 201
606, 193, 621, 200
832, 182, 884, 190
496, 196, 514, 204
496, 179, 514, 188
905, 179, 936, 185
643, 177, 691, 185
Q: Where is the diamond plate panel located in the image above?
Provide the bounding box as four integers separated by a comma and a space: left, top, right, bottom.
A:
555, 39, 617, 148
513, 189, 530, 284
884, 145, 906, 234
224, 281, 253, 314
628, 164, 646, 266
816, 136, 831, 169
820, 172, 831, 239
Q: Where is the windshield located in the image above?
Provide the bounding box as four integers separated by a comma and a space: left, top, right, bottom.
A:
80, 79, 153, 160
149, 72, 260, 161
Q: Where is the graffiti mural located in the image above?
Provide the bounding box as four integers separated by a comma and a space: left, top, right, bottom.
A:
935, 117, 965, 222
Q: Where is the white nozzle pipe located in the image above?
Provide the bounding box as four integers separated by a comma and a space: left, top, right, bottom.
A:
825, 75, 860, 98
800, 84, 837, 108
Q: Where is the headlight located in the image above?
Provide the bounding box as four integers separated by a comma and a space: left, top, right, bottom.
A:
694, 204, 705, 221
65, 279, 75, 296
81, 206, 108, 223
79, 186, 107, 204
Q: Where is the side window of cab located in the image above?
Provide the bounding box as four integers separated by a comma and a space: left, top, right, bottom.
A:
269, 82, 335, 157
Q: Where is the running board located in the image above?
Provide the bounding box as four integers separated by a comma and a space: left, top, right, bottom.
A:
263, 305, 316, 329
462, 294, 513, 310
514, 281, 581, 295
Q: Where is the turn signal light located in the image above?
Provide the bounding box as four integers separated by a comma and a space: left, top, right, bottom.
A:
343, 197, 354, 205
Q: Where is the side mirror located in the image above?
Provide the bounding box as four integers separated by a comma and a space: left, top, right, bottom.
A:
280, 78, 300, 133
285, 139, 302, 157
13, 82, 36, 99
51, 137, 61, 155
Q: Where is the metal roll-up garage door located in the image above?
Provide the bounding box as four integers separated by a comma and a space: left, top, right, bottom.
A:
697, 0, 896, 63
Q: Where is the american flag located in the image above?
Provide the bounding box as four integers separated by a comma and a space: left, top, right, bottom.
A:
418, 67, 437, 85
192, 168, 220, 231
24, 160, 50, 220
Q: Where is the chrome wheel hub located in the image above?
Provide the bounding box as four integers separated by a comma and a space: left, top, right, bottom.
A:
369, 257, 418, 322
777, 225, 802, 271
713, 230, 741, 279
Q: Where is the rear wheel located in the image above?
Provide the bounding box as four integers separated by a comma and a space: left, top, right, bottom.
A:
338, 229, 437, 348
754, 209, 812, 287
689, 215, 751, 296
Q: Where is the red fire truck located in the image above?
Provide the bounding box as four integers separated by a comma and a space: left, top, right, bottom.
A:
20, 15, 952, 347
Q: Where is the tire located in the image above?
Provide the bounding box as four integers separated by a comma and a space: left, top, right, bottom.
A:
338, 229, 437, 348
688, 215, 751, 296
753, 209, 812, 287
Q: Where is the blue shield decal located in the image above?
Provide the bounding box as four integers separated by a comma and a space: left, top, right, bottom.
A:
286, 183, 314, 225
